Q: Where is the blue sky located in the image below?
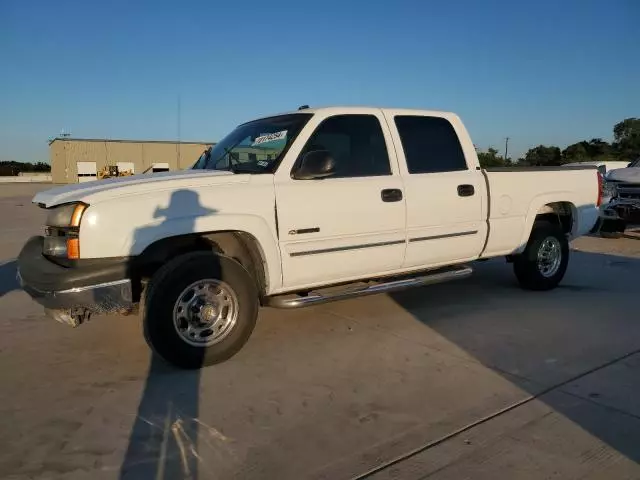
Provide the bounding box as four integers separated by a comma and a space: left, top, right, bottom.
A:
1, 0, 638, 163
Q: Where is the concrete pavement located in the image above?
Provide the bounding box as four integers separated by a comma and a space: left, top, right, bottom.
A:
0, 184, 639, 479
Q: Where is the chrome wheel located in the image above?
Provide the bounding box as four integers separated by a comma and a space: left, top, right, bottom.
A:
172, 279, 239, 347
537, 236, 562, 278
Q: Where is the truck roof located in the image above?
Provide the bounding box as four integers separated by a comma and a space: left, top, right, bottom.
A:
263, 106, 457, 118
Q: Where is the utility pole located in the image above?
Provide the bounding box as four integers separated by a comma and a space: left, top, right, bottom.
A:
177, 95, 182, 168
504, 137, 510, 161
60, 129, 71, 181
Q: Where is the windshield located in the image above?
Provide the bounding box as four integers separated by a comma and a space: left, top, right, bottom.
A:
193, 113, 312, 173
629, 158, 640, 168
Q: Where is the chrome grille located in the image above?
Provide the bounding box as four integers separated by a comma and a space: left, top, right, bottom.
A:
617, 184, 640, 200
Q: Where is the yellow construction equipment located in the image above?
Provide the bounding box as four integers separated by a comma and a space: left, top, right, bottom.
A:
97, 165, 134, 180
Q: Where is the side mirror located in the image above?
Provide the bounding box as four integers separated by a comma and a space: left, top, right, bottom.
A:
293, 150, 336, 180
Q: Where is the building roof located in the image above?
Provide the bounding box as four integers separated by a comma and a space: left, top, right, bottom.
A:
48, 137, 215, 146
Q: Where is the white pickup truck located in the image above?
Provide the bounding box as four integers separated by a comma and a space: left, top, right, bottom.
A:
18, 107, 601, 368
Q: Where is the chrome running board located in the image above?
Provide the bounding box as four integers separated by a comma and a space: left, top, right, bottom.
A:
266, 264, 473, 309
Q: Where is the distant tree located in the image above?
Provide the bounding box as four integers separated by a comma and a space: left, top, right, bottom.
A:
585, 138, 611, 158
32, 162, 51, 172
524, 145, 562, 166
0, 161, 51, 175
561, 142, 589, 163
561, 138, 615, 164
477, 147, 510, 168
613, 118, 640, 161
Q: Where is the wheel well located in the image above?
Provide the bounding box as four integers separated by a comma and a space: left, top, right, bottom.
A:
134, 231, 268, 295
535, 202, 574, 235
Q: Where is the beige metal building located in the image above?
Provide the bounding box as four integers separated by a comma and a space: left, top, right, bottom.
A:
49, 138, 214, 184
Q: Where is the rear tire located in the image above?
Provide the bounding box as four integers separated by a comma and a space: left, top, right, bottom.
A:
144, 252, 258, 369
513, 221, 569, 291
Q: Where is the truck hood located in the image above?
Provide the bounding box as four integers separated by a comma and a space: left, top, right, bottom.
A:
33, 169, 245, 207
607, 168, 640, 183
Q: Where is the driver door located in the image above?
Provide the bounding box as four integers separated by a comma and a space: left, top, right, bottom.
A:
275, 113, 407, 290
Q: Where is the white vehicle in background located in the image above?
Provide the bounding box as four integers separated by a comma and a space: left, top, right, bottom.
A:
563, 161, 632, 209
563, 160, 630, 178
17, 106, 601, 368
599, 158, 640, 235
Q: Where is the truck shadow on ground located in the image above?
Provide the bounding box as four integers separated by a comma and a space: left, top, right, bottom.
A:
0, 260, 19, 298
119, 357, 202, 479
120, 189, 218, 480
388, 251, 640, 467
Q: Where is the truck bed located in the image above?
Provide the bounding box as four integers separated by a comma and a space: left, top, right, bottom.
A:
485, 166, 597, 172
482, 165, 599, 257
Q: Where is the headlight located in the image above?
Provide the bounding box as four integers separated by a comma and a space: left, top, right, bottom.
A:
43, 203, 87, 259
45, 203, 87, 228
43, 236, 69, 257
603, 182, 618, 199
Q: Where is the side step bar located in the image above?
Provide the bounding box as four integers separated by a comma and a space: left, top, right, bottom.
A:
266, 264, 473, 309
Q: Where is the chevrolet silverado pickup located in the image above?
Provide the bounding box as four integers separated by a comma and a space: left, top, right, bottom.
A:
18, 107, 601, 368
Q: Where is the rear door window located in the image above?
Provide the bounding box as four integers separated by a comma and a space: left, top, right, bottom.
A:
394, 116, 467, 173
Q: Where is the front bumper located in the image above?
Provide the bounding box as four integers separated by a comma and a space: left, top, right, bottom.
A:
609, 198, 640, 223
17, 236, 133, 313
594, 207, 627, 235
18, 272, 132, 312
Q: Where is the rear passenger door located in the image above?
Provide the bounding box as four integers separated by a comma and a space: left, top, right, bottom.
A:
384, 112, 486, 268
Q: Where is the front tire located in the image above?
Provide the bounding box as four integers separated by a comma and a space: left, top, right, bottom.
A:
144, 252, 259, 369
513, 221, 569, 291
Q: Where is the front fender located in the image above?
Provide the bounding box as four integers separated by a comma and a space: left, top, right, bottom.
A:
123, 214, 282, 293
78, 180, 282, 292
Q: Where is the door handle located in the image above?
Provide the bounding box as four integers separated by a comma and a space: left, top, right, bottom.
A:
457, 184, 475, 197
381, 189, 403, 202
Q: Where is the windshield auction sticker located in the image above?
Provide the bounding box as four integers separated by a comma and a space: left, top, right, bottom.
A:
252, 130, 287, 146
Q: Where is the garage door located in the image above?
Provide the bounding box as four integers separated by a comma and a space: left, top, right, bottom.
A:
151, 162, 169, 173
77, 162, 97, 183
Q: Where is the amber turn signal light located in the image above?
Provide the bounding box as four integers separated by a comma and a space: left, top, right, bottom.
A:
70, 204, 87, 227
66, 238, 80, 259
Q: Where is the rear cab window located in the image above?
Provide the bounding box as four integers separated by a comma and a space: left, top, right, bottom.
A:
394, 116, 468, 173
